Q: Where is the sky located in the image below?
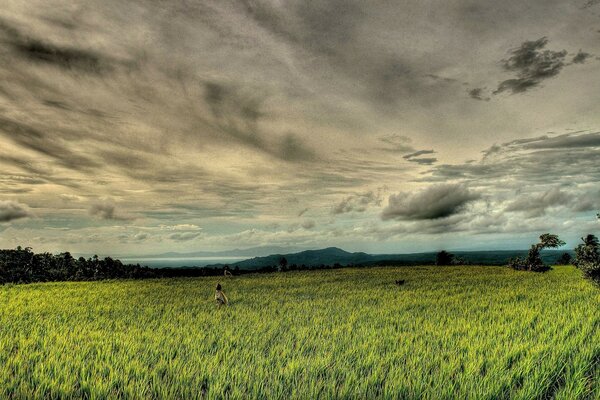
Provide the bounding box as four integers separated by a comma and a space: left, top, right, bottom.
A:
0, 0, 600, 256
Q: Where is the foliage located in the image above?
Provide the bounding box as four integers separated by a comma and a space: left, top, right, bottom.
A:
0, 247, 365, 285
435, 250, 454, 266
574, 234, 600, 286
0, 247, 156, 284
278, 256, 288, 272
0, 266, 597, 398
508, 233, 565, 272
557, 253, 572, 265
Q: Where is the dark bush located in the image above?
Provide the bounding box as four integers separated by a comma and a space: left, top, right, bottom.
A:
574, 234, 600, 286
436, 250, 454, 266
557, 253, 572, 265
508, 233, 565, 272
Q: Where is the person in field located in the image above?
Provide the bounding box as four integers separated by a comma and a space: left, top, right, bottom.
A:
215, 283, 228, 307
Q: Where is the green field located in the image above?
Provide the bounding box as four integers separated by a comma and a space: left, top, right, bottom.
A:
0, 266, 598, 399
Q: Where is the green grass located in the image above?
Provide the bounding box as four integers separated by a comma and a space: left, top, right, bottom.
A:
0, 265, 598, 399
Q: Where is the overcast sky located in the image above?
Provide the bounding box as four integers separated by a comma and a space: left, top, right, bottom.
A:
1, 0, 600, 256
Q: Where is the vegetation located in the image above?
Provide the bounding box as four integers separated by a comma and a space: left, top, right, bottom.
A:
0, 266, 598, 399
558, 252, 572, 265
0, 247, 156, 284
508, 233, 566, 272
0, 248, 356, 285
574, 234, 600, 286
435, 250, 454, 266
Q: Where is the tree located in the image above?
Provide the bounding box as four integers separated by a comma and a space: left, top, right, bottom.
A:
557, 253, 572, 265
436, 250, 454, 266
508, 233, 565, 272
574, 234, 600, 286
278, 257, 288, 272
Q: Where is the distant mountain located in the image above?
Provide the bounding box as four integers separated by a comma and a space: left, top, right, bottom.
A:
123, 245, 301, 259
224, 247, 375, 269
206, 248, 574, 270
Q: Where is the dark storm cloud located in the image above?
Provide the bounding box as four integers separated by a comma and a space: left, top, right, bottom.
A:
381, 184, 480, 220
494, 37, 568, 95
0, 200, 31, 222
0, 19, 114, 74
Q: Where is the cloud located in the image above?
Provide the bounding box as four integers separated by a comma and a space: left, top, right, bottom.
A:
403, 150, 435, 159
169, 232, 202, 242
381, 184, 480, 220
279, 133, 317, 162
494, 37, 568, 95
133, 233, 149, 241
202, 81, 316, 162
582, 0, 600, 8
332, 188, 385, 214
572, 50, 591, 64
378, 134, 415, 153
468, 88, 490, 101
89, 200, 133, 221
0, 117, 99, 173
427, 131, 600, 187
301, 220, 316, 229
505, 187, 570, 217
571, 189, 600, 212
0, 200, 31, 222
403, 149, 438, 165
159, 224, 202, 231
0, 19, 115, 74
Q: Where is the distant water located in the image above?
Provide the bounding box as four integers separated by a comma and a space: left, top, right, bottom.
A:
120, 257, 246, 268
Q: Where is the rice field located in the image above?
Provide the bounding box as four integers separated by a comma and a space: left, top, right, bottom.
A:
0, 265, 598, 399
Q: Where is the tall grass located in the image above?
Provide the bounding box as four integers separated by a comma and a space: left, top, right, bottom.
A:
0, 266, 598, 399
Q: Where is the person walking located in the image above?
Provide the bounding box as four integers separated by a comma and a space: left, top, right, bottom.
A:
215, 283, 228, 307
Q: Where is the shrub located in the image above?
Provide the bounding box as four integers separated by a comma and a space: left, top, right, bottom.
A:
436, 250, 454, 266
508, 233, 565, 272
557, 253, 572, 265
574, 234, 600, 286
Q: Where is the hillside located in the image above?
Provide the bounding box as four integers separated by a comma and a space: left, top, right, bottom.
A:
206, 248, 574, 270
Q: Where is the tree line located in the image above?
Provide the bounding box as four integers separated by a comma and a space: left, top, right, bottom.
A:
0, 247, 353, 284
436, 232, 599, 287
2, 232, 600, 287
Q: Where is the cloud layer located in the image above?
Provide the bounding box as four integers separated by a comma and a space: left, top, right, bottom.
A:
0, 1, 599, 254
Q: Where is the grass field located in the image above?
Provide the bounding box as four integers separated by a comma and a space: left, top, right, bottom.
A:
0, 265, 598, 399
